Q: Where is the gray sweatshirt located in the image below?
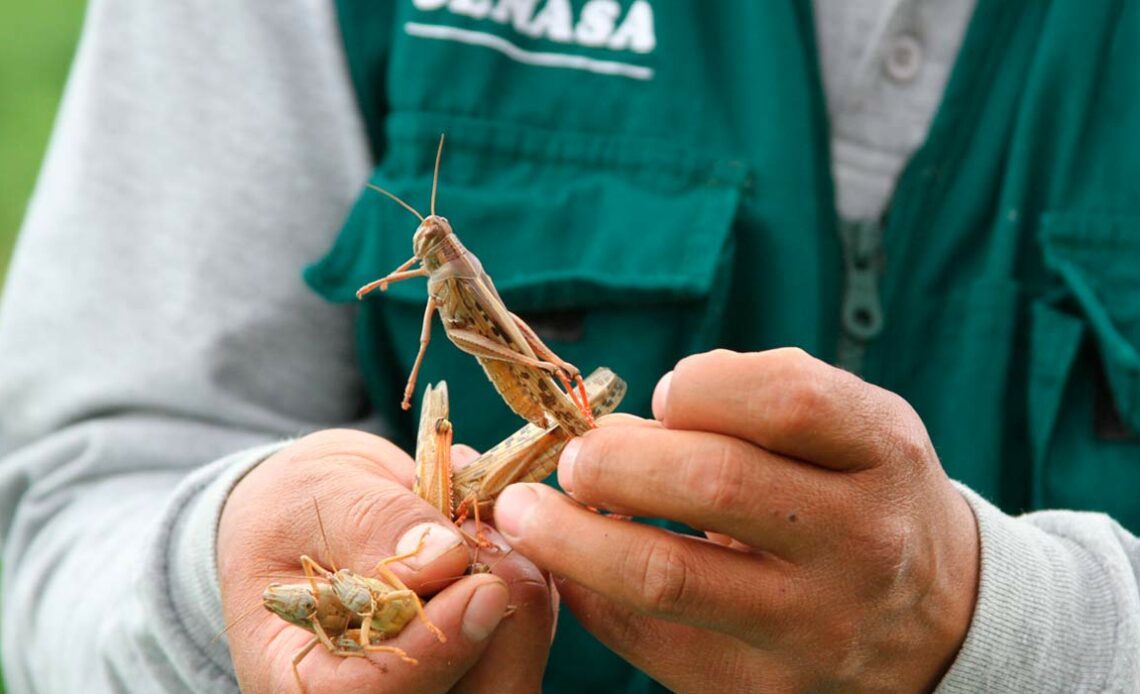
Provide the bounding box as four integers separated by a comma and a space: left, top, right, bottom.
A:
0, 1, 1137, 692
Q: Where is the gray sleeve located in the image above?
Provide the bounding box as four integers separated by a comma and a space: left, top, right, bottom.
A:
0, 1, 378, 691
938, 486, 1140, 693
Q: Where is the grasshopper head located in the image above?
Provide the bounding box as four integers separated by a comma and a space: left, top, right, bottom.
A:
262, 583, 317, 627
413, 215, 453, 264
264, 582, 354, 634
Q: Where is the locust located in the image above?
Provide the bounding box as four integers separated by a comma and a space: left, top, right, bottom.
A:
258, 369, 625, 690
261, 136, 627, 690
261, 504, 445, 692
356, 134, 595, 436
421, 367, 626, 521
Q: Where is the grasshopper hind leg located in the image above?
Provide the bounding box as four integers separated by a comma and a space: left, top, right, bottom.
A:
374, 529, 447, 644
507, 311, 595, 426
556, 371, 595, 428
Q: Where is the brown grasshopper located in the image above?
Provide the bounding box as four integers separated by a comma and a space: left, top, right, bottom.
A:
261, 504, 445, 692
414, 368, 626, 536
356, 134, 595, 436
412, 370, 625, 574
258, 372, 625, 690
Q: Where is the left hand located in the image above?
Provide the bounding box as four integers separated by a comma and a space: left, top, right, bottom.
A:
494, 348, 980, 692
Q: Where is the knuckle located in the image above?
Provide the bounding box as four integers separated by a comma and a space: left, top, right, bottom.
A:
768, 346, 812, 366
687, 441, 746, 516
683, 348, 737, 368
885, 396, 934, 463
676, 349, 739, 384
769, 375, 829, 433
630, 540, 694, 617
889, 425, 932, 470
864, 390, 936, 475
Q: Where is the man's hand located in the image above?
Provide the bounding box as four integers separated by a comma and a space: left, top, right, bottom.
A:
218, 430, 554, 693
494, 348, 980, 692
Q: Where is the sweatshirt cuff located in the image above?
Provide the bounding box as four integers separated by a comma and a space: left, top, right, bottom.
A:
936, 484, 1128, 693
141, 440, 292, 689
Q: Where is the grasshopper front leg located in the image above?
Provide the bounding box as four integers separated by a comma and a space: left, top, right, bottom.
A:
399, 296, 438, 411
356, 256, 425, 299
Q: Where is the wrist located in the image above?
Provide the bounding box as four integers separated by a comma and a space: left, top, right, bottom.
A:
920, 483, 980, 689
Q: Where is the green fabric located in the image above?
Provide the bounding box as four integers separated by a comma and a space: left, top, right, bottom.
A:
308, 1, 1140, 689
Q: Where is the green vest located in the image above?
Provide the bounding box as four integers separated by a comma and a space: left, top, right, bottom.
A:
306, 2, 1140, 689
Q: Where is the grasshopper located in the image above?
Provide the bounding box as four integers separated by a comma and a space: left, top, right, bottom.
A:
259, 368, 625, 689
414, 368, 625, 542
356, 134, 595, 436
261, 504, 445, 692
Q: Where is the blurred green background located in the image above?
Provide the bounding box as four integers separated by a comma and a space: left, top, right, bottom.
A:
0, 5, 87, 690
0, 1, 87, 284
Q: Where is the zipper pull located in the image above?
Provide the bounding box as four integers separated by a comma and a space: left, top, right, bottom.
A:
837, 219, 885, 373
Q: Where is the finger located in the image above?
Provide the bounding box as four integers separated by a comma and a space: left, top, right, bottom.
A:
595, 412, 661, 429
656, 348, 931, 471
558, 425, 833, 556
451, 444, 481, 470
494, 484, 798, 645
264, 573, 511, 693
451, 524, 554, 693
558, 579, 775, 692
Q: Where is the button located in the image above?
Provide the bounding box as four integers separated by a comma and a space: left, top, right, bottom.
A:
884, 34, 923, 83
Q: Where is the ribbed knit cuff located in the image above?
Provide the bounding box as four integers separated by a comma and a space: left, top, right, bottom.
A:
936, 484, 1134, 693
141, 440, 291, 690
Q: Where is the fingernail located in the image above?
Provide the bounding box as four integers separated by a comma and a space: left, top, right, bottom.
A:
394, 522, 463, 570
652, 371, 673, 421
494, 484, 541, 542
557, 438, 582, 494
462, 580, 509, 642
460, 519, 513, 554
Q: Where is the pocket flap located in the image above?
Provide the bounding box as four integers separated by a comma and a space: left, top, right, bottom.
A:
1041, 213, 1140, 431
305, 130, 743, 313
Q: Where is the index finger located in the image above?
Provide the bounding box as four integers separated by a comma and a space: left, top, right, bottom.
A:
654, 348, 931, 472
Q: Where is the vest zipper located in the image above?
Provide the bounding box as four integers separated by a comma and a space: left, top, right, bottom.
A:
837, 218, 885, 374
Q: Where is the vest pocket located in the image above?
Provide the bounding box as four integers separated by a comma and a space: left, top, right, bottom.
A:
306, 119, 744, 450
1030, 213, 1140, 531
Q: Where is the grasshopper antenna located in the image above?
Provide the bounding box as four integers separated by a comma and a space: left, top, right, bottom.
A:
211, 601, 267, 645
431, 133, 445, 217
367, 184, 425, 223
311, 497, 339, 573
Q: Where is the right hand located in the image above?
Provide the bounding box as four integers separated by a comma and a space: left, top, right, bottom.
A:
218, 429, 555, 693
